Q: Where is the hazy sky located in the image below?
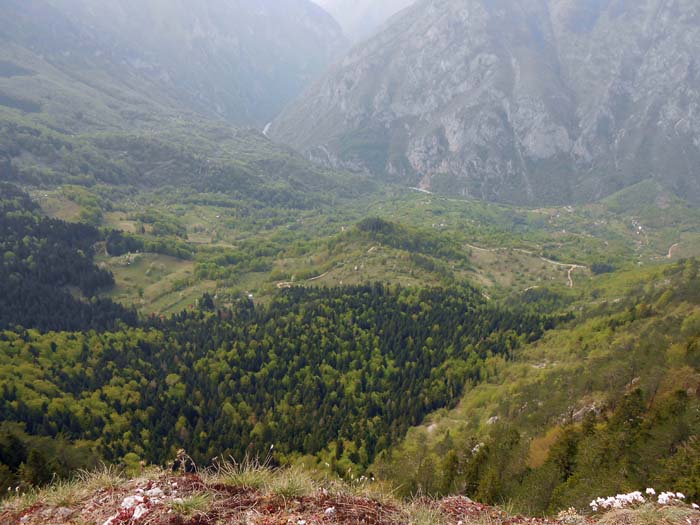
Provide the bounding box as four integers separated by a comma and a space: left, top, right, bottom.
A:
312, 0, 415, 41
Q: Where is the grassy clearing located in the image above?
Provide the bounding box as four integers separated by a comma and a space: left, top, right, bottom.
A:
101, 253, 218, 314
30, 191, 83, 222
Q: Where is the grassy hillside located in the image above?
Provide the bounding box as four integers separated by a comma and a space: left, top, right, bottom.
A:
54, 184, 700, 317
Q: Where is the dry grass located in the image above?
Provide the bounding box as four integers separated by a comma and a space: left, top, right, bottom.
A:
0, 464, 126, 512
403, 501, 451, 524
169, 493, 213, 517
0, 488, 41, 514
209, 456, 274, 491
3, 465, 700, 525
266, 466, 317, 500
74, 464, 127, 493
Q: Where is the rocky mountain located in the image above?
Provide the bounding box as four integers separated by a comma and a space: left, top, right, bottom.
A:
272, 0, 700, 205
0, 0, 346, 128
313, 0, 416, 42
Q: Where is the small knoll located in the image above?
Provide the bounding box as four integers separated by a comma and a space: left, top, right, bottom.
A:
2, 466, 700, 525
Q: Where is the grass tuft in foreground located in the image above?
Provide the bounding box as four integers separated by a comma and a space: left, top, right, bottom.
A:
1, 463, 699, 524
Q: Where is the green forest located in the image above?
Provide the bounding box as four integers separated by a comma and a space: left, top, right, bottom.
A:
0, 185, 556, 493
2, 181, 700, 515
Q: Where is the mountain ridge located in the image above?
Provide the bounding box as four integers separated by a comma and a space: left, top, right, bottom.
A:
271, 0, 700, 205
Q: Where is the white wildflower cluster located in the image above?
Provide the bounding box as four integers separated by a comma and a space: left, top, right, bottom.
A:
590, 491, 645, 512
657, 491, 685, 505
590, 488, 696, 514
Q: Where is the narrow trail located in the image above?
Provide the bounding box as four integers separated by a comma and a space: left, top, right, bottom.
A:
567, 266, 577, 288
668, 243, 680, 259
539, 256, 586, 289
408, 186, 433, 195
276, 269, 335, 289
306, 270, 332, 282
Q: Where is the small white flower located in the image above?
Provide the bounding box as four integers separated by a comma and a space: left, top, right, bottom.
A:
677, 492, 686, 499
646, 488, 656, 495
692, 503, 699, 510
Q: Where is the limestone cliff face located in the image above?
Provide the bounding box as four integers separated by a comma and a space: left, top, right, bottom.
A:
271, 0, 700, 204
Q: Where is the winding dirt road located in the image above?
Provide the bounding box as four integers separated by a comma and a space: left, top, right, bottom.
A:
466, 243, 586, 288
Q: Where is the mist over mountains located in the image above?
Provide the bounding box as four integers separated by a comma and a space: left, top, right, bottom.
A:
273, 0, 700, 205
313, 0, 416, 42
0, 0, 345, 128
1, 0, 698, 205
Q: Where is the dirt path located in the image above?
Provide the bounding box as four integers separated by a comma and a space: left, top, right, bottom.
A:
668, 243, 681, 259
306, 270, 332, 282
465, 243, 497, 253
466, 243, 586, 288
539, 257, 586, 288
409, 186, 434, 195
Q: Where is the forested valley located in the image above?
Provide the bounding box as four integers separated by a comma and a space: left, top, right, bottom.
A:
0, 185, 556, 493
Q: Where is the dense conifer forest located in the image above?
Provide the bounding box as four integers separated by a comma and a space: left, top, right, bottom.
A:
0, 183, 137, 331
